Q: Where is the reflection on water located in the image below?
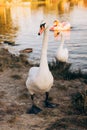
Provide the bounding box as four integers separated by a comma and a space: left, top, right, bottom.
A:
0, 0, 87, 72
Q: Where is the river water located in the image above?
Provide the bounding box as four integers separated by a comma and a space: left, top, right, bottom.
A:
0, 0, 87, 72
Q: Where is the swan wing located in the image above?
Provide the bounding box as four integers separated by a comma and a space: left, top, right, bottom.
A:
26, 67, 39, 94
56, 48, 69, 62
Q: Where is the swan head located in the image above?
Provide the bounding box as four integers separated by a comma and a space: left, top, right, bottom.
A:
53, 20, 60, 27
38, 20, 48, 35
54, 31, 64, 42
50, 19, 60, 31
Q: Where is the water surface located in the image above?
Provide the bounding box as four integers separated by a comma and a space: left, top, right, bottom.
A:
0, 0, 87, 72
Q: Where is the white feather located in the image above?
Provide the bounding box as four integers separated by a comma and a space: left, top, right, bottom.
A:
56, 32, 69, 62
26, 21, 53, 95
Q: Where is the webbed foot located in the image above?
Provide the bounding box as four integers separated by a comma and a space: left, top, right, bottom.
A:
26, 105, 42, 114
44, 101, 58, 108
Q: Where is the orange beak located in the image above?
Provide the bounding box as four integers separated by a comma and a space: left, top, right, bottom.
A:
54, 30, 60, 37
50, 20, 59, 31
38, 27, 45, 35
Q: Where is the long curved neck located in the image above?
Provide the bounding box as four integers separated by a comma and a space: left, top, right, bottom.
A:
40, 27, 49, 71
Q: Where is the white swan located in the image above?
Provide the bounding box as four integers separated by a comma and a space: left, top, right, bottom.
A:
56, 32, 69, 63
50, 20, 71, 31
26, 20, 56, 114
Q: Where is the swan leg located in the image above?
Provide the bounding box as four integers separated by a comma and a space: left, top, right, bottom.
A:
26, 94, 42, 114
44, 92, 58, 108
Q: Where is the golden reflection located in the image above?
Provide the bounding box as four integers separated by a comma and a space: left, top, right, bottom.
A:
0, 6, 18, 43
0, 0, 86, 8
29, 0, 87, 15
0, 0, 87, 36
83, 0, 87, 7
0, 7, 12, 33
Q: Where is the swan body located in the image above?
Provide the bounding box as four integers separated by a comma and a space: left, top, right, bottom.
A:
56, 32, 69, 62
26, 20, 53, 95
50, 20, 71, 31
26, 20, 55, 114
61, 21, 71, 30
26, 66, 53, 94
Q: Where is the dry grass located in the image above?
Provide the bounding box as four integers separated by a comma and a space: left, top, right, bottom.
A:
0, 48, 87, 130
49, 60, 87, 81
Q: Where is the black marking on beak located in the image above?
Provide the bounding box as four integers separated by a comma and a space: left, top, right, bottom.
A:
57, 32, 60, 35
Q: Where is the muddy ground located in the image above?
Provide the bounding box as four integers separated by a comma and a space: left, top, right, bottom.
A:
0, 48, 87, 130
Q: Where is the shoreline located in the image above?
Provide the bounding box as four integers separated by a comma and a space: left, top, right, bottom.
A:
0, 48, 87, 130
